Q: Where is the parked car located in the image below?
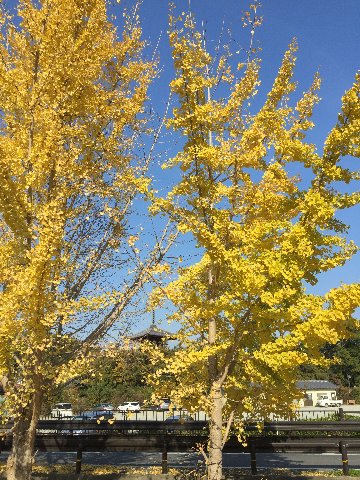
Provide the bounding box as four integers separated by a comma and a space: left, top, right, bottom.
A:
164, 414, 194, 433
51, 402, 73, 418
76, 410, 115, 420
158, 399, 171, 411
77, 411, 97, 419
117, 401, 141, 412
164, 414, 194, 424
93, 403, 114, 411
91, 410, 115, 419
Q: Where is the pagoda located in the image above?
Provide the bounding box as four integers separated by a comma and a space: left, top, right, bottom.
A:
128, 313, 176, 345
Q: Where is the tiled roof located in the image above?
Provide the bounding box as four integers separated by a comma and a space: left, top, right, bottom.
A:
128, 324, 175, 340
296, 380, 339, 390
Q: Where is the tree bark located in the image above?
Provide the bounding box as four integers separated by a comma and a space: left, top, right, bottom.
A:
6, 385, 42, 480
207, 262, 224, 480
208, 383, 223, 480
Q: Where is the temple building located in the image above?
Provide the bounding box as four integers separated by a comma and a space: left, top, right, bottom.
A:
128, 316, 176, 346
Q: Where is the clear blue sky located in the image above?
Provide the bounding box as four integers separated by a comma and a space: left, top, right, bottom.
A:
129, 0, 360, 329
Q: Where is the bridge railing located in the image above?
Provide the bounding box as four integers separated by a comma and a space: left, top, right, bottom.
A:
41, 406, 360, 422
1, 417, 360, 475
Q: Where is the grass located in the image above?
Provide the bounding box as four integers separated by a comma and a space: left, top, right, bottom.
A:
224, 468, 360, 477
0, 464, 181, 478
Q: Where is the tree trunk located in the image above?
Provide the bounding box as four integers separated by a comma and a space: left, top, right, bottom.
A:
6, 387, 42, 480
207, 262, 223, 480
208, 383, 223, 480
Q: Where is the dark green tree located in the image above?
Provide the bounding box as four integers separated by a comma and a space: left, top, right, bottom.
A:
299, 328, 360, 401
324, 329, 360, 393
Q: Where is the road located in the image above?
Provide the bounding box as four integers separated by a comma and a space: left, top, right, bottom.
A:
0, 451, 359, 471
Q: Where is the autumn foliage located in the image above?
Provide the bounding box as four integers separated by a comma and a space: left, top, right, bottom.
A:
148, 7, 360, 480
0, 1, 358, 480
0, 1, 156, 479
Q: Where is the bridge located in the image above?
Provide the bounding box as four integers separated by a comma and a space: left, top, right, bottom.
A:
2, 416, 360, 475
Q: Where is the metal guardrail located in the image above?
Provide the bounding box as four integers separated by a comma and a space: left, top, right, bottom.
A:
24, 418, 360, 433
42, 409, 209, 422
42, 406, 360, 422
1, 417, 360, 475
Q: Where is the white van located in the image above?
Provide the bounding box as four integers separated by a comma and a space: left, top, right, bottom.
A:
51, 402, 73, 418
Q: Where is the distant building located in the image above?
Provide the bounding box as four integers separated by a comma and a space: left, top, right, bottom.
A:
128, 321, 176, 346
296, 380, 339, 407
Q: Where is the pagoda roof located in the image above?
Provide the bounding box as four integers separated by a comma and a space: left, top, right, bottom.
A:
128, 323, 176, 341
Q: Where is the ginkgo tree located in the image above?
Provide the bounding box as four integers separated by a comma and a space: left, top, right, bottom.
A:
0, 1, 172, 479
150, 6, 360, 480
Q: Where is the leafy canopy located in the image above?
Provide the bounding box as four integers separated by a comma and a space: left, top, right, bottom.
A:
150, 8, 360, 420
0, 0, 155, 415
